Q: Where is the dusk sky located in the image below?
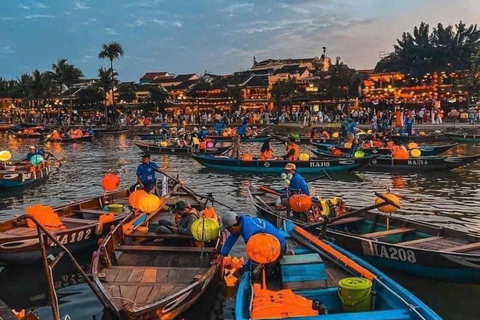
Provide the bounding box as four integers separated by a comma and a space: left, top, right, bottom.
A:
1, 0, 480, 81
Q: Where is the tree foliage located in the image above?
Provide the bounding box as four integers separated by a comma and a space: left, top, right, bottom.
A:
271, 78, 297, 111
376, 21, 480, 76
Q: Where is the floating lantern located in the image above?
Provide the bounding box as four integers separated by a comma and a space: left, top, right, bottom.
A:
375, 193, 401, 213
299, 153, 310, 161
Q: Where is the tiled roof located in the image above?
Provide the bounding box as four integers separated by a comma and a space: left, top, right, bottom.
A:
140, 72, 173, 81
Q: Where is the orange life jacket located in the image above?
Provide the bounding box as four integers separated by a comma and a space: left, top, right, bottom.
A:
260, 149, 273, 161
287, 144, 299, 161
199, 140, 207, 150
344, 142, 352, 149
372, 140, 382, 148
392, 145, 409, 159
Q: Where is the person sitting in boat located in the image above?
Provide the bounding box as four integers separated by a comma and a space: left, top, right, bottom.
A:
391, 141, 409, 159
284, 163, 309, 195
75, 128, 83, 137
136, 152, 159, 192
218, 211, 286, 259
282, 137, 299, 161
26, 146, 49, 162
51, 130, 61, 140
161, 122, 168, 140
251, 126, 258, 136
259, 140, 274, 161
199, 126, 208, 139
155, 200, 198, 235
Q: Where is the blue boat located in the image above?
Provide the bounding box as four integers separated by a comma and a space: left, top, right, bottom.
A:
235, 221, 441, 320
191, 153, 372, 173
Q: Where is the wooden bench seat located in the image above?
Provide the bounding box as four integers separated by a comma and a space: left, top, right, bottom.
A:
127, 232, 194, 241
329, 217, 365, 227
397, 236, 444, 246
74, 209, 112, 216
443, 242, 480, 253
60, 217, 97, 224
362, 227, 416, 239
116, 245, 215, 253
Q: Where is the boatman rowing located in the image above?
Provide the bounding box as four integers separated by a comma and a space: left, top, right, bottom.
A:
136, 152, 159, 193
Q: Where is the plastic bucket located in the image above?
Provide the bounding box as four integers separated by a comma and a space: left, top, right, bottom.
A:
107, 204, 124, 214
338, 277, 372, 312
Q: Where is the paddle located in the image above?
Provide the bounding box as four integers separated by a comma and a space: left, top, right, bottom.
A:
144, 161, 236, 211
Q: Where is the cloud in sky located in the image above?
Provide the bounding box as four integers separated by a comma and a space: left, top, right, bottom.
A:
1, 0, 480, 81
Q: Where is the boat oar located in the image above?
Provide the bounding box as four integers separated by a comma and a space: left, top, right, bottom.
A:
147, 162, 236, 211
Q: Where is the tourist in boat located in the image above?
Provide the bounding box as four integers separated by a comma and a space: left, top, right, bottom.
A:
218, 211, 286, 258
259, 140, 274, 160
284, 163, 309, 195
160, 122, 168, 140
26, 146, 48, 161
155, 200, 198, 235
51, 130, 61, 140
282, 137, 299, 161
136, 152, 159, 192
391, 141, 410, 159
214, 120, 226, 135
88, 127, 95, 137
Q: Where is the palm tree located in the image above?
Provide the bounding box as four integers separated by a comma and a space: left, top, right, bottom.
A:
97, 67, 118, 121
51, 58, 84, 113
16, 73, 33, 108
148, 86, 170, 115
98, 42, 124, 107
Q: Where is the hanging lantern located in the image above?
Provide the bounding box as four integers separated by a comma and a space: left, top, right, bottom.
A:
374, 193, 401, 213
410, 149, 421, 157
190, 218, 220, 242
102, 173, 120, 192
128, 190, 148, 209
246, 233, 281, 264
0, 150, 12, 162
140, 194, 165, 214
30, 155, 44, 166
407, 142, 418, 149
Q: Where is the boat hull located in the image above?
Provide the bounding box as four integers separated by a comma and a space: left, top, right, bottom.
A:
0, 165, 52, 189
47, 135, 93, 143
135, 142, 229, 155
206, 135, 271, 142
365, 155, 480, 171
391, 135, 451, 143
314, 143, 457, 157
191, 154, 372, 173
445, 133, 480, 143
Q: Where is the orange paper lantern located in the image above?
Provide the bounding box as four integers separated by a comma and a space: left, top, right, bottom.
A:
102, 173, 120, 192
246, 233, 281, 264
129, 190, 148, 209
140, 194, 165, 214
289, 194, 312, 212
375, 193, 401, 213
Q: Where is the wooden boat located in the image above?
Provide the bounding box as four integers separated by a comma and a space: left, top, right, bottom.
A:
249, 186, 480, 283
390, 134, 451, 144
273, 135, 339, 145
313, 143, 457, 157
94, 127, 132, 135
0, 123, 15, 132
92, 183, 223, 320
46, 135, 93, 143
191, 154, 373, 173
11, 132, 45, 139
0, 161, 53, 189
135, 141, 230, 155
0, 299, 39, 320
206, 134, 272, 142
445, 132, 480, 143
365, 155, 480, 172
0, 188, 134, 265
136, 133, 169, 140
235, 220, 440, 319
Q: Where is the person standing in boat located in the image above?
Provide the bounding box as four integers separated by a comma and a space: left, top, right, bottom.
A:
136, 153, 159, 193
218, 211, 286, 258
284, 163, 309, 195
282, 137, 299, 161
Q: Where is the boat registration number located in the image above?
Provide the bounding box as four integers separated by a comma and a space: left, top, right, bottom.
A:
50, 229, 92, 247
364, 242, 417, 263
310, 162, 331, 168
407, 160, 428, 165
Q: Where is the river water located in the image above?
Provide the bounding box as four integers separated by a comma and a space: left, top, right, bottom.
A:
0, 132, 479, 320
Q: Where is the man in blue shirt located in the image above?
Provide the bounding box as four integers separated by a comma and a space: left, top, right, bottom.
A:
136, 153, 159, 192
26, 146, 47, 162
237, 121, 248, 137
285, 163, 310, 195
219, 212, 286, 257
214, 120, 225, 135
199, 126, 208, 139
